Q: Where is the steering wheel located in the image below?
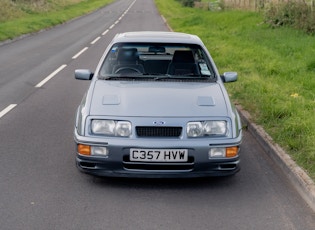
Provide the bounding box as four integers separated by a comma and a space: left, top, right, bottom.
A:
114, 67, 142, 74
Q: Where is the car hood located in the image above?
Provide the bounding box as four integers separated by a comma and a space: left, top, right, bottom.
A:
89, 80, 228, 117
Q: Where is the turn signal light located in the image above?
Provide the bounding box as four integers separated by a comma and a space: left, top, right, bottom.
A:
78, 144, 91, 156
226, 146, 239, 158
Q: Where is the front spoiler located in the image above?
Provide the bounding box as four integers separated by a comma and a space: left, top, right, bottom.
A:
76, 155, 240, 178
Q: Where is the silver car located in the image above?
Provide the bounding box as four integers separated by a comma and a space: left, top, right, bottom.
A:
74, 31, 242, 178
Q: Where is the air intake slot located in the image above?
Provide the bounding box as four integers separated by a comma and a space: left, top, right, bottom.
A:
123, 155, 194, 171
136, 126, 182, 137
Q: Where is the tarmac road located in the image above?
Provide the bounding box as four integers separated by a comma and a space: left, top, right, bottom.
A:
0, 0, 314, 229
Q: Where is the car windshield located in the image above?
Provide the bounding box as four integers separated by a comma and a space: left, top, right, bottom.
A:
99, 43, 216, 81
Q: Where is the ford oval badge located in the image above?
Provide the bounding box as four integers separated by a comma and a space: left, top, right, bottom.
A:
153, 121, 165, 125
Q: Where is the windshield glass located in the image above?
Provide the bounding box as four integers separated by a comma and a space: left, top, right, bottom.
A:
99, 43, 215, 80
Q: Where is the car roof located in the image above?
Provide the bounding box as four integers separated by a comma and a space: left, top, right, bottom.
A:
112, 31, 204, 45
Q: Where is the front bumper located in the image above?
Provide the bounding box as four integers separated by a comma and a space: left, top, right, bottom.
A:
74, 129, 242, 178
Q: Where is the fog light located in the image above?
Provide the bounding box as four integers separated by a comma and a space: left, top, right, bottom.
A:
78, 144, 91, 156
91, 146, 109, 157
209, 148, 226, 158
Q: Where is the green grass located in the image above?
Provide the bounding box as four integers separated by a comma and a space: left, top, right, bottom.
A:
155, 0, 315, 180
0, 0, 114, 41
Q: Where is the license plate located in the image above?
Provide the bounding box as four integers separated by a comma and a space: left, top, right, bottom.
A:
130, 149, 188, 162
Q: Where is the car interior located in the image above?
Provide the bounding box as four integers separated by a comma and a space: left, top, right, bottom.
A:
100, 43, 213, 77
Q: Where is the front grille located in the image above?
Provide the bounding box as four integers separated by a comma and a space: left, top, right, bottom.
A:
136, 126, 182, 137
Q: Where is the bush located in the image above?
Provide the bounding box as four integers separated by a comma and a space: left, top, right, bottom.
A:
176, 0, 201, 7
264, 1, 315, 35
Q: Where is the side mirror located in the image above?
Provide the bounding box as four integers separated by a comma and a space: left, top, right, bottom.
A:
75, 69, 93, 80
221, 72, 238, 83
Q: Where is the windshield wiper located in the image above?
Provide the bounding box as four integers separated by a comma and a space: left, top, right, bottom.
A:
154, 74, 216, 81
102, 72, 165, 80
102, 75, 146, 80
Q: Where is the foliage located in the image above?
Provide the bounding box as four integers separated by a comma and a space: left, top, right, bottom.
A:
264, 1, 315, 35
0, 0, 113, 41
176, 0, 201, 7
179, 0, 315, 35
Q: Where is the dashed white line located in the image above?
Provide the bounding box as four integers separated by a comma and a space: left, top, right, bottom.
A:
91, 36, 101, 45
109, 24, 115, 29
72, 47, 88, 59
0, 104, 17, 119
102, 29, 109, 36
35, 64, 67, 88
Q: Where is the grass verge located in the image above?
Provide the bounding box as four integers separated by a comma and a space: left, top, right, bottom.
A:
155, 0, 315, 180
0, 0, 114, 41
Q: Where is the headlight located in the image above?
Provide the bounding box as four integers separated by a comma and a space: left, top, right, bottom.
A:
187, 121, 227, 137
115, 121, 132, 137
203, 121, 227, 135
186, 122, 204, 137
91, 120, 131, 137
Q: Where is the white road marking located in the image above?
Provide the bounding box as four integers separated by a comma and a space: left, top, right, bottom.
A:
35, 64, 67, 88
91, 36, 101, 45
72, 47, 88, 59
0, 104, 17, 119
102, 29, 109, 36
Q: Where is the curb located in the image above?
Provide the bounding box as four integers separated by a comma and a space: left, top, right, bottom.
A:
237, 105, 315, 212
161, 15, 174, 32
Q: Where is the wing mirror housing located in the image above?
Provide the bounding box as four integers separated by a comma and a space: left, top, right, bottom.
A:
75, 69, 94, 80
221, 72, 238, 83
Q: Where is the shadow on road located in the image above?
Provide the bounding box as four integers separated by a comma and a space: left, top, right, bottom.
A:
85, 174, 240, 191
